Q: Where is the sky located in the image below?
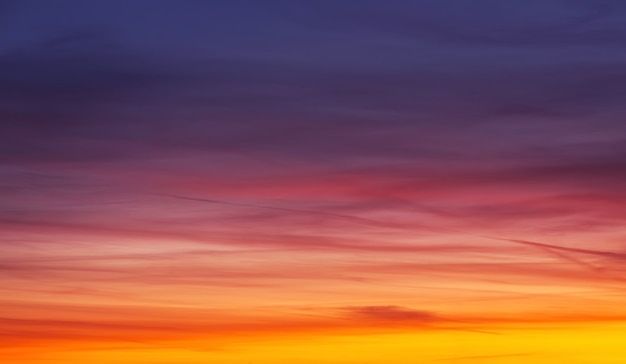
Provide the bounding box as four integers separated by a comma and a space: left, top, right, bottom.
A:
2, 1, 626, 363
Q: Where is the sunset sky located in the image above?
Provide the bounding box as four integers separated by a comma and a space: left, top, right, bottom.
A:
2, 1, 626, 363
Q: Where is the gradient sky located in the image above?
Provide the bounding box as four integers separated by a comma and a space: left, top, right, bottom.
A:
3, 1, 626, 363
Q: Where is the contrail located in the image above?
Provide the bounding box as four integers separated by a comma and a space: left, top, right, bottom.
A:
159, 193, 442, 232
480, 236, 626, 277
486, 237, 626, 260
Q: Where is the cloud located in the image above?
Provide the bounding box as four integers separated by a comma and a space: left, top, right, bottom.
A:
344, 305, 438, 322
